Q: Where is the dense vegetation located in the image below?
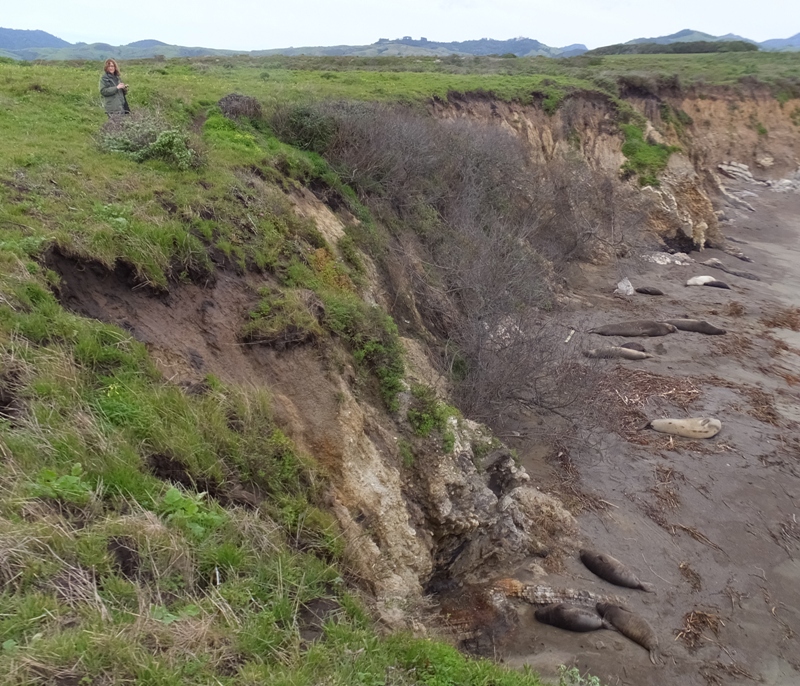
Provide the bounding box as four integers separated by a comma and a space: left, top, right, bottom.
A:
587, 40, 758, 55
0, 51, 797, 684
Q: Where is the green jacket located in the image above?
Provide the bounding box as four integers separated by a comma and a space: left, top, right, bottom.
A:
99, 72, 128, 114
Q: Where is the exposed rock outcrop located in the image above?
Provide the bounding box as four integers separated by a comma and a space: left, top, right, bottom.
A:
410, 425, 576, 586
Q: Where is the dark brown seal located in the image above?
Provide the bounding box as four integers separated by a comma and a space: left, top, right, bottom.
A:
596, 603, 660, 665
635, 286, 664, 295
620, 342, 647, 352
663, 319, 726, 335
705, 280, 731, 289
588, 321, 677, 337
534, 603, 614, 632
580, 549, 654, 593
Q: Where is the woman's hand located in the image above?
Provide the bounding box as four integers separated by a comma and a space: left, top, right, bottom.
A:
116, 83, 126, 89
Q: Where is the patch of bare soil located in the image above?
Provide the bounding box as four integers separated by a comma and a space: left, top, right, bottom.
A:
44, 247, 354, 475
499, 185, 800, 685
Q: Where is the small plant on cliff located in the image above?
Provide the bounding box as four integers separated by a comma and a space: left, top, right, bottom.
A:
29, 463, 94, 506
558, 665, 604, 686
407, 383, 458, 451
620, 123, 678, 186
659, 103, 693, 135
158, 486, 226, 539
241, 287, 324, 350
322, 292, 405, 411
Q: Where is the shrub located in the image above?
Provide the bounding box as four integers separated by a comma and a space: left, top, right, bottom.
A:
97, 109, 200, 170
276, 102, 632, 422
217, 93, 263, 121
271, 104, 338, 153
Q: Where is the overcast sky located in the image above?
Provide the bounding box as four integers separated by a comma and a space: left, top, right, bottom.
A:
4, 0, 798, 50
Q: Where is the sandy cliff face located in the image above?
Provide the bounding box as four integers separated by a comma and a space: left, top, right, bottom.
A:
432, 91, 800, 251
431, 93, 625, 173
677, 94, 800, 176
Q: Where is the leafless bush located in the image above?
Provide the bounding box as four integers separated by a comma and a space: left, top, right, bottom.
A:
218, 93, 263, 121
451, 314, 602, 421
275, 102, 641, 423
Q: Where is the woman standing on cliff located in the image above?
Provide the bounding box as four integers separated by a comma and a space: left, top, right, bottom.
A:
99, 59, 130, 116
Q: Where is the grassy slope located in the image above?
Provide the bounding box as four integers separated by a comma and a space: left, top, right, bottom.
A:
0, 52, 796, 684
0, 58, 556, 686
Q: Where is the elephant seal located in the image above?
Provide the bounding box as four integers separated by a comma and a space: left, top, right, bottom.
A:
596, 603, 660, 665
534, 603, 614, 632
686, 275, 716, 286
579, 549, 655, 593
686, 276, 731, 289
584, 347, 652, 360
645, 417, 722, 439
635, 286, 664, 295
701, 257, 760, 281
663, 319, 726, 335
588, 321, 677, 337
620, 342, 647, 352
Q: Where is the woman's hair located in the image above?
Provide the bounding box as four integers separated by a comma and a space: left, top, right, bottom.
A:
104, 59, 120, 75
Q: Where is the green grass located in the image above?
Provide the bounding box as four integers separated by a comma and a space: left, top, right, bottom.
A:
620, 123, 679, 186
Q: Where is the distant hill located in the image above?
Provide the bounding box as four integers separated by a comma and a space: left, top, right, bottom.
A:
10, 43, 240, 61
0, 28, 585, 60
373, 36, 587, 58
759, 32, 800, 51
0, 27, 70, 50
238, 36, 587, 59
0, 26, 797, 61
626, 29, 755, 45
624, 28, 799, 52
125, 39, 169, 48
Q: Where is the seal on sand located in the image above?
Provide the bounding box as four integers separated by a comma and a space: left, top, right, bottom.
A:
583, 347, 652, 360
620, 342, 647, 352
701, 257, 760, 282
635, 286, 664, 295
534, 603, 614, 632
596, 603, 659, 664
645, 417, 722, 439
663, 319, 726, 335
579, 549, 655, 593
686, 276, 731, 289
686, 275, 716, 286
588, 321, 677, 337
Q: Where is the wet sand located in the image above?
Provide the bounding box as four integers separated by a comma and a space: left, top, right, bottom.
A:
502, 184, 800, 685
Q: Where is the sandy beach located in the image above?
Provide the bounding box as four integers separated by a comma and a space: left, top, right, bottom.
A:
489, 180, 800, 685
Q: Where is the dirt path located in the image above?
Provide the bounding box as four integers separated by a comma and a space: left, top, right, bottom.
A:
500, 184, 800, 685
